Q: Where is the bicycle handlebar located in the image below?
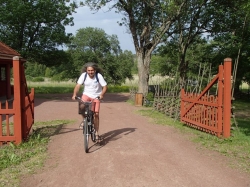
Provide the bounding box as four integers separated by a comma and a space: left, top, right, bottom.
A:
75, 96, 82, 101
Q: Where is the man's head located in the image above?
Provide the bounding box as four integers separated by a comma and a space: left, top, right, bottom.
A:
81, 62, 100, 78
86, 66, 96, 78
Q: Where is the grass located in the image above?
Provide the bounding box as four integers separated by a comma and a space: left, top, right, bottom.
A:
0, 119, 74, 187
26, 74, 169, 94
137, 98, 250, 174
27, 81, 130, 94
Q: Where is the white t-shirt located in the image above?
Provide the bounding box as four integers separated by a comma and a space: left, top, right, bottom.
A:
77, 72, 107, 98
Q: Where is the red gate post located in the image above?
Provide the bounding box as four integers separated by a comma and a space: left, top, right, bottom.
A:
13, 56, 22, 144
217, 65, 224, 137
223, 58, 232, 138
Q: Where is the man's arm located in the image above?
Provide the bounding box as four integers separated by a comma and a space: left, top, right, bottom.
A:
99, 85, 107, 100
72, 84, 81, 100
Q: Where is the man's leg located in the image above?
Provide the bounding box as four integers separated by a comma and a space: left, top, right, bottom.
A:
94, 112, 99, 135
79, 103, 85, 129
94, 99, 101, 141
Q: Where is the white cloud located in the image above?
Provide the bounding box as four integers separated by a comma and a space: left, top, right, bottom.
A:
65, 6, 135, 53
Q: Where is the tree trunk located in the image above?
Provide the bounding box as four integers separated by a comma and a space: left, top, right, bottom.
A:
136, 50, 151, 95
178, 53, 188, 87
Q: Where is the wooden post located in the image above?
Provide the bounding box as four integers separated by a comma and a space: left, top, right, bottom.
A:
135, 93, 143, 106
13, 56, 22, 144
180, 89, 185, 122
223, 58, 232, 138
217, 65, 223, 137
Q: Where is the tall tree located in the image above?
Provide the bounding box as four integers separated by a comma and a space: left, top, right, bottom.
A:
159, 1, 243, 81
0, 0, 77, 64
68, 27, 133, 84
83, 0, 188, 94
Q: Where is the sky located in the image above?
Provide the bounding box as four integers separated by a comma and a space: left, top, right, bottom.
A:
65, 6, 135, 53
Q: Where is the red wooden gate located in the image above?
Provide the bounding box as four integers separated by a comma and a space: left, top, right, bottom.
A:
0, 56, 34, 145
180, 58, 232, 138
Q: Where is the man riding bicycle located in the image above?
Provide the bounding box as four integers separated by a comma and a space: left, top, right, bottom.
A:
72, 62, 107, 143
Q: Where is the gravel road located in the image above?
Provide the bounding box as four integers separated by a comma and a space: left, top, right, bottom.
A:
20, 93, 250, 187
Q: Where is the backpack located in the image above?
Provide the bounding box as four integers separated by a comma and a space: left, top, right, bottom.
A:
83, 72, 99, 84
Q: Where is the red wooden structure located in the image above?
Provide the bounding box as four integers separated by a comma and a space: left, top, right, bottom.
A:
181, 58, 232, 138
0, 42, 34, 145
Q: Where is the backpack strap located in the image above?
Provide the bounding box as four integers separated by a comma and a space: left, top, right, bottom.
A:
95, 72, 99, 83
83, 72, 99, 84
83, 72, 87, 83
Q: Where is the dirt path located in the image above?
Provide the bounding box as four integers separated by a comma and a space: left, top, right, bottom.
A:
20, 93, 250, 187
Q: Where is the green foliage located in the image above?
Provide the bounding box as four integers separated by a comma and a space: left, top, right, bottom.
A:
144, 92, 154, 107
28, 86, 74, 94
25, 75, 33, 81
150, 54, 177, 76
0, 0, 77, 63
45, 67, 53, 78
102, 51, 134, 85
0, 134, 48, 171
107, 85, 130, 93
210, 30, 250, 89
25, 62, 47, 77
83, 0, 191, 94
50, 71, 70, 82
28, 82, 130, 94
146, 92, 154, 101
32, 77, 45, 82
68, 27, 134, 84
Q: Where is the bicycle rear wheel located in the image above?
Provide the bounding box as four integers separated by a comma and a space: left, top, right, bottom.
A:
83, 119, 89, 153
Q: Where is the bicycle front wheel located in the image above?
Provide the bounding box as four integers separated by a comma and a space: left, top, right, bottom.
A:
91, 124, 96, 143
83, 119, 89, 153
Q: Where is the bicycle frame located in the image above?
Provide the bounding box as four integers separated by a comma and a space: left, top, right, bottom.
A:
75, 96, 98, 153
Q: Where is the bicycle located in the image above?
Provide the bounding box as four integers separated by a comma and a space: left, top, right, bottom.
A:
75, 96, 99, 153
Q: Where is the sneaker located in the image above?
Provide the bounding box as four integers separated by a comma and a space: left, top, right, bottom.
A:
79, 122, 84, 130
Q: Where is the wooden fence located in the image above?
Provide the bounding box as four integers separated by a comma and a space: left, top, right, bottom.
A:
0, 56, 34, 145
180, 58, 232, 138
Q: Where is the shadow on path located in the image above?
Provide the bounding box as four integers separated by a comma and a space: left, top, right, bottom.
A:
88, 128, 136, 153
32, 124, 81, 138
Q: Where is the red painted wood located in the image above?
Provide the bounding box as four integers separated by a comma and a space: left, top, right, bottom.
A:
181, 58, 232, 138
223, 58, 232, 137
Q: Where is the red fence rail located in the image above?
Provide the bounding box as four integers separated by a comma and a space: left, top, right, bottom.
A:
181, 58, 232, 138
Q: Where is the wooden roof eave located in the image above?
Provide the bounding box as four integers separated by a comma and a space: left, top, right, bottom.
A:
0, 54, 26, 64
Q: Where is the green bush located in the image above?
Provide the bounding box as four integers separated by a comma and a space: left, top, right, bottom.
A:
50, 74, 62, 82
145, 92, 154, 107
29, 86, 74, 94
108, 85, 130, 93
25, 75, 33, 81
32, 77, 45, 82
51, 72, 69, 82
45, 67, 53, 77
